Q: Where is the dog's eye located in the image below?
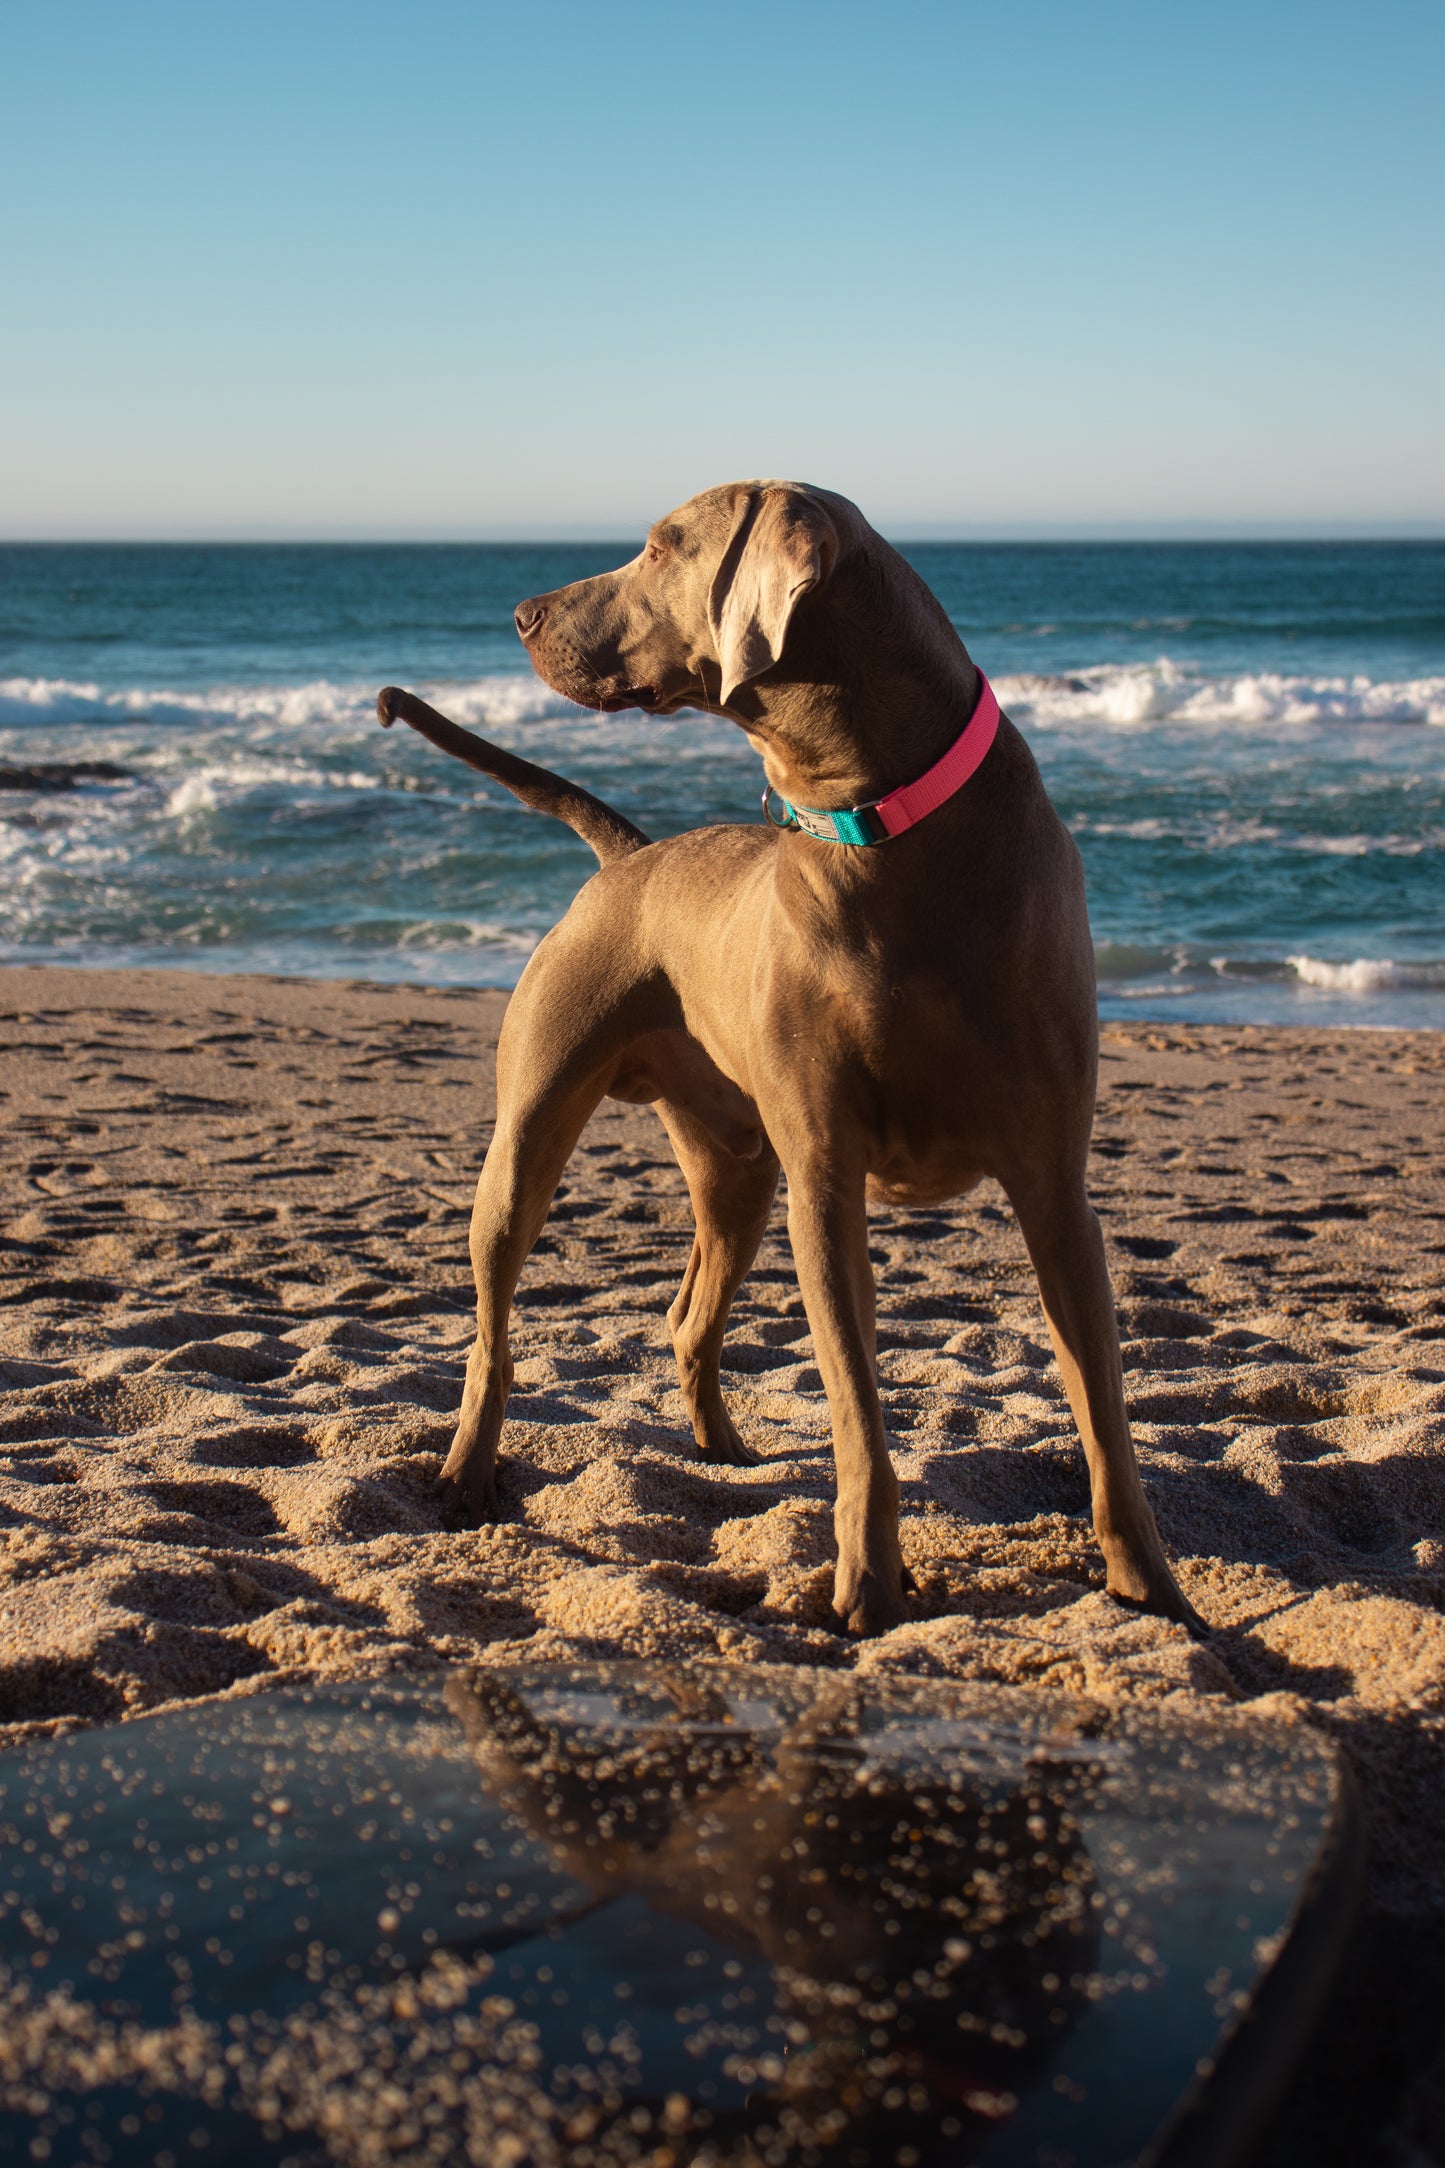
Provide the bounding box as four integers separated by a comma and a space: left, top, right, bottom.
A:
646, 540, 666, 564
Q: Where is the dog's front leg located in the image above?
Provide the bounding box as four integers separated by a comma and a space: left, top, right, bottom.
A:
785, 1168, 908, 1636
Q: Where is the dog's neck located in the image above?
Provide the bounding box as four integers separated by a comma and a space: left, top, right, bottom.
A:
726, 547, 985, 816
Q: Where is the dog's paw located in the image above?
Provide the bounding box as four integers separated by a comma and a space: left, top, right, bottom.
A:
696, 1430, 762, 1468
831, 1563, 912, 1639
1106, 1570, 1209, 1639
436, 1465, 500, 1529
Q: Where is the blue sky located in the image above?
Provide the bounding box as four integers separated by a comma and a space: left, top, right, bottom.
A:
2, 0, 1441, 537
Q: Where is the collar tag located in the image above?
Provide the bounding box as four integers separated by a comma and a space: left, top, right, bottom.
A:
793, 803, 844, 842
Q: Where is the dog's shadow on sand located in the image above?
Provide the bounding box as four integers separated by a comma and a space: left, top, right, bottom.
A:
1209, 1629, 1355, 1703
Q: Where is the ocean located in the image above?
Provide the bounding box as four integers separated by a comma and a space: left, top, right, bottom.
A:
2, 539, 1442, 1027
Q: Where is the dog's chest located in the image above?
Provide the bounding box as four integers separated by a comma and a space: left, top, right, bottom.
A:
832, 982, 1002, 1195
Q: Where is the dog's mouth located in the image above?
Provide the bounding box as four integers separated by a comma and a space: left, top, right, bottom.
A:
586, 679, 693, 716
528, 645, 686, 717
523, 652, 656, 715
597, 685, 658, 713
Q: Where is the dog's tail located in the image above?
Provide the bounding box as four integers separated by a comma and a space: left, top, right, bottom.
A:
377, 686, 651, 867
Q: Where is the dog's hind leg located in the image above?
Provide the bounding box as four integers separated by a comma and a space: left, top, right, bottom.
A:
438, 931, 657, 1525
440, 1076, 599, 1526
1006, 1171, 1206, 1633
657, 1102, 780, 1466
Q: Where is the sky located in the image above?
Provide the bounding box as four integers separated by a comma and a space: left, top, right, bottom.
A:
2, 0, 1441, 538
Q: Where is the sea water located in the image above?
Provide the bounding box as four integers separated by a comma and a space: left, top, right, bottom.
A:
1, 540, 1441, 1026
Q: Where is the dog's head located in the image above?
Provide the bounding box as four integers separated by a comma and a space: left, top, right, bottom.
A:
513, 480, 858, 717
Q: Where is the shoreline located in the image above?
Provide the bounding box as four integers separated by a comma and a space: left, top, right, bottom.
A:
1, 965, 1442, 2154
2, 951, 1443, 1037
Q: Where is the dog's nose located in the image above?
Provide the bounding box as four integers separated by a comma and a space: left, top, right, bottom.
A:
514, 597, 546, 642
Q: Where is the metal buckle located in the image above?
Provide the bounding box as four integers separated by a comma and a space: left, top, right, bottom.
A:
761, 783, 797, 831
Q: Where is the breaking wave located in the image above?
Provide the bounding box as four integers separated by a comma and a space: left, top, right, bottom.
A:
1286, 955, 1445, 992
4, 660, 1445, 737
1095, 945, 1445, 992
992, 662, 1445, 729
0, 672, 586, 733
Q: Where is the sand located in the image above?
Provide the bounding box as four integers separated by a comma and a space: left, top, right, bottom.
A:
0, 964, 1442, 2155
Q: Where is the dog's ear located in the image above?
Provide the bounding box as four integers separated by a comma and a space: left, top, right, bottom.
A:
709, 488, 837, 705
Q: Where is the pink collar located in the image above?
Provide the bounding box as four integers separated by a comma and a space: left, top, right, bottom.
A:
762, 673, 1000, 846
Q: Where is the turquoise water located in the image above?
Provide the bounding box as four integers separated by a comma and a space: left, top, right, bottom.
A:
1, 540, 1442, 1025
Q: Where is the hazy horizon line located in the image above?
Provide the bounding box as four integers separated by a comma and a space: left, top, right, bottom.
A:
3, 519, 1443, 548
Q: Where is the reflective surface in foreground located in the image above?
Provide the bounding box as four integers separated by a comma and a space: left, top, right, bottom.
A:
0, 1664, 1352, 2166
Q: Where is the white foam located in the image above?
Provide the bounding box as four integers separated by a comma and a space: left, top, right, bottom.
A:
0, 673, 594, 734
1287, 955, 1445, 992
1092, 945, 1445, 998
394, 919, 541, 957
5, 661, 1445, 738
1071, 815, 1440, 857
166, 775, 218, 817
993, 663, 1445, 730
162, 760, 383, 819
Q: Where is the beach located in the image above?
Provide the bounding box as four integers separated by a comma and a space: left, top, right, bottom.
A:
6, 0, 1443, 2148
0, 963, 1441, 2152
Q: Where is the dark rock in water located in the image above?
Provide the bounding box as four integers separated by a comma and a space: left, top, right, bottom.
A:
0, 761, 133, 792
0, 1662, 1360, 2167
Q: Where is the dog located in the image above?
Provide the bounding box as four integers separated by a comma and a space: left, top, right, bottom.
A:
377, 480, 1203, 1638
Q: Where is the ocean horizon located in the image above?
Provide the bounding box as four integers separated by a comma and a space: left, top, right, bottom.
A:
3, 536, 1442, 1029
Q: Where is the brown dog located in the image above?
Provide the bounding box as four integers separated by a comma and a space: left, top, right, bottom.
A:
378, 480, 1202, 1637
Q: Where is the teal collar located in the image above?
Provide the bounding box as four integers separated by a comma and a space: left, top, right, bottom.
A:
758, 673, 1000, 848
